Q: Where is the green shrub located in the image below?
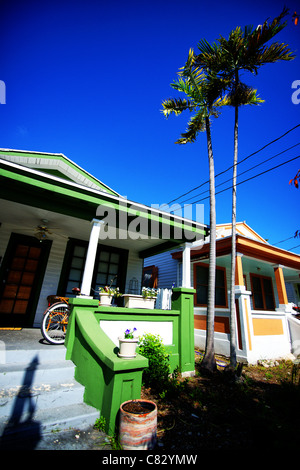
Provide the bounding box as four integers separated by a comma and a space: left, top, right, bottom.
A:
138, 333, 170, 389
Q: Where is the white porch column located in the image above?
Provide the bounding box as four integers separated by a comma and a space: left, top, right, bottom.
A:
81, 219, 104, 296
182, 243, 192, 288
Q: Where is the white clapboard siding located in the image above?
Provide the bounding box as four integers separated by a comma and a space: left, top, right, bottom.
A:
34, 236, 68, 326
125, 251, 143, 294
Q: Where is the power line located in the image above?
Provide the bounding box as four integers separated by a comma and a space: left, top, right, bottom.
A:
178, 142, 300, 205
271, 236, 294, 245
167, 124, 300, 205
287, 244, 300, 251
187, 154, 300, 204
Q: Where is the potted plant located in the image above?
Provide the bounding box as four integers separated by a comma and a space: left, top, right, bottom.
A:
112, 287, 123, 306
142, 287, 157, 300
99, 286, 114, 305
99, 285, 122, 305
122, 288, 157, 309
118, 328, 138, 358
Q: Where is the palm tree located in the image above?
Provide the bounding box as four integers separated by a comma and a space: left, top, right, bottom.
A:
162, 49, 227, 372
196, 7, 295, 370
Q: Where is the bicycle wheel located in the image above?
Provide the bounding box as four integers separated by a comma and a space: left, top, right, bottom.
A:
41, 302, 70, 345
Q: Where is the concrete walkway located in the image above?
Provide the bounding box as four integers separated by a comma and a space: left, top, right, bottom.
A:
0, 328, 112, 450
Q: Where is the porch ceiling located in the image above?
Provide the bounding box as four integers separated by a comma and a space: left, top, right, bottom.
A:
172, 235, 300, 271
0, 159, 207, 258
0, 199, 190, 257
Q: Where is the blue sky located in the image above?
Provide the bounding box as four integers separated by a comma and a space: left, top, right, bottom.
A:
0, 0, 299, 253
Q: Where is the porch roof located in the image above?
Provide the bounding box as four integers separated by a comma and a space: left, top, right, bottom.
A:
0, 157, 208, 258
172, 234, 300, 271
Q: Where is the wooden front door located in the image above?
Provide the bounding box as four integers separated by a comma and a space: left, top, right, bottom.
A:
0, 233, 52, 327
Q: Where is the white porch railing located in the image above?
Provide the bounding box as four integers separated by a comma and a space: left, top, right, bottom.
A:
155, 288, 172, 310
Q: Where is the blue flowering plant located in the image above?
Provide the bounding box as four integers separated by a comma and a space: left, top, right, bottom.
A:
124, 327, 137, 339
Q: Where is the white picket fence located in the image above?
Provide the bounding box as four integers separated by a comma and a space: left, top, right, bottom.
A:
155, 288, 172, 310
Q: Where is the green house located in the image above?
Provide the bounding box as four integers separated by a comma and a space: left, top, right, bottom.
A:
0, 149, 207, 329
0, 149, 209, 435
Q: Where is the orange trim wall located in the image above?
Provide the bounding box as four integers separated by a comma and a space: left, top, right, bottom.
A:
252, 318, 284, 336
274, 266, 288, 304
194, 315, 230, 334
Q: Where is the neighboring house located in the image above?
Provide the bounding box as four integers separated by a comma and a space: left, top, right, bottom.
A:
0, 149, 207, 328
145, 222, 300, 363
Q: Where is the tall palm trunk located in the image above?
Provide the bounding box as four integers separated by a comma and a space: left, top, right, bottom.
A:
229, 100, 238, 369
202, 115, 217, 372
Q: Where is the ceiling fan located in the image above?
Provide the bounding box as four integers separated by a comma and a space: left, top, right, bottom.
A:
34, 220, 53, 240
25, 219, 67, 241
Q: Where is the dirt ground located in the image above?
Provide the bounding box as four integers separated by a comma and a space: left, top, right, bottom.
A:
140, 352, 300, 451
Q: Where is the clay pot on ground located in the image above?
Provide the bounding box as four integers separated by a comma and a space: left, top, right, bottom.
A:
119, 399, 157, 450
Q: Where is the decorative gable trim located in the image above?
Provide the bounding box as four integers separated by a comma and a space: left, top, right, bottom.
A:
0, 148, 119, 196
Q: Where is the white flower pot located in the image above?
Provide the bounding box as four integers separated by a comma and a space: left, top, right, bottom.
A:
122, 295, 155, 309
118, 337, 139, 358
99, 293, 113, 306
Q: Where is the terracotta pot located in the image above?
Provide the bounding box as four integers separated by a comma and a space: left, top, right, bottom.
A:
119, 399, 157, 450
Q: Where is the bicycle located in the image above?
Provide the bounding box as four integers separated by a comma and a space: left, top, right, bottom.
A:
41, 295, 70, 345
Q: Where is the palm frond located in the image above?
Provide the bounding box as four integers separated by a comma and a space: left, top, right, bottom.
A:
161, 97, 196, 117
179, 48, 196, 76
177, 54, 211, 105
195, 40, 223, 72
175, 109, 207, 144
171, 77, 194, 98
256, 42, 296, 65
227, 82, 264, 107
245, 6, 295, 67
247, 6, 289, 48
161, 46, 228, 145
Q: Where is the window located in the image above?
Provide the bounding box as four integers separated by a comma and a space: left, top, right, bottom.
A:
58, 239, 128, 296
194, 263, 227, 308
142, 265, 158, 288
65, 243, 87, 294
94, 251, 120, 291
250, 274, 275, 311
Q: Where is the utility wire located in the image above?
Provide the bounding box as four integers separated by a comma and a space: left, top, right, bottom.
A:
186, 154, 300, 204
167, 123, 300, 205
178, 143, 300, 205
271, 236, 294, 245
287, 244, 300, 251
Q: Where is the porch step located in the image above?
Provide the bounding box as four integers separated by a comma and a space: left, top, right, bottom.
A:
0, 403, 99, 446
0, 329, 100, 445
0, 359, 76, 389
4, 345, 68, 364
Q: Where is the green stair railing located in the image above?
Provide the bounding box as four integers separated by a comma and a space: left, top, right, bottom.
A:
65, 288, 195, 436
